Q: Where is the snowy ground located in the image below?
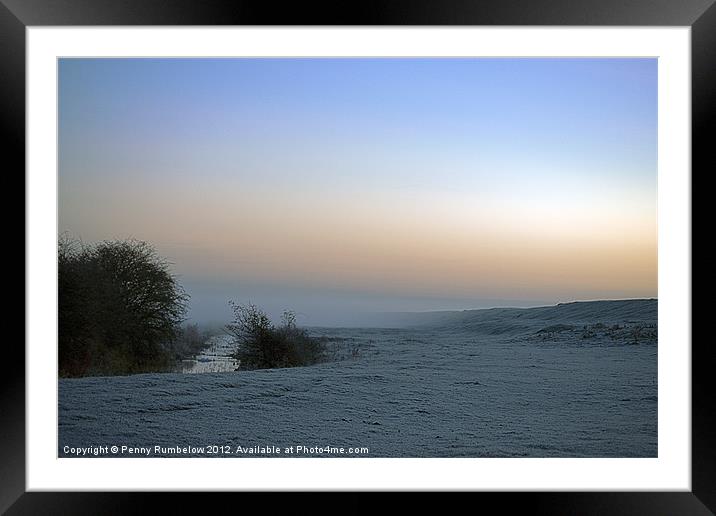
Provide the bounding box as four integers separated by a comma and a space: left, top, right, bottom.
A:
58, 299, 657, 457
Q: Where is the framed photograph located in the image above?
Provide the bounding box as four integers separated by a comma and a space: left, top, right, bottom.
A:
8, 0, 709, 512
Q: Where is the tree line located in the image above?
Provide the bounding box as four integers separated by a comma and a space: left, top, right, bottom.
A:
58, 235, 328, 377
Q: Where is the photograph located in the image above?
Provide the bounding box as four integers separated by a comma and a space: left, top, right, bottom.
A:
57, 57, 658, 459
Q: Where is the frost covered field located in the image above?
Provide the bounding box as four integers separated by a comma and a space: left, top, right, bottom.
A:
58, 299, 657, 458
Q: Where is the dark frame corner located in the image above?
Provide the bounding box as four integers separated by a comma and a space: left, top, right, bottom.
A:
7, 0, 711, 513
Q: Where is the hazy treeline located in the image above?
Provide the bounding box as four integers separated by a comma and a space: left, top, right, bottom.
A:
58, 235, 207, 377
59, 235, 329, 377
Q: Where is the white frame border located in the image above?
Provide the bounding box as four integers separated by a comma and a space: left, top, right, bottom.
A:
27, 27, 691, 491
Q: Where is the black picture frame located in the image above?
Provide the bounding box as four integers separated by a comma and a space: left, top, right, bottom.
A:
6, 0, 710, 513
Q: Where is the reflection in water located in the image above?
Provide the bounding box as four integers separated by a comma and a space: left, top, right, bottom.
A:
176, 335, 238, 374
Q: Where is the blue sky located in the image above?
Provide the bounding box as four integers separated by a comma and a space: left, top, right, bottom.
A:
59, 58, 657, 325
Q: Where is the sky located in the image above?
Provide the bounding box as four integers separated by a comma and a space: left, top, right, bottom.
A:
58, 58, 657, 326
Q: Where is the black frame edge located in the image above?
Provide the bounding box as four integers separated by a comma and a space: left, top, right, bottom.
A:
691, 0, 716, 513
1, 0, 26, 514
1, 0, 716, 26
8, 0, 712, 514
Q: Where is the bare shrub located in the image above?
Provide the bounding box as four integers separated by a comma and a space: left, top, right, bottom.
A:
226, 303, 327, 370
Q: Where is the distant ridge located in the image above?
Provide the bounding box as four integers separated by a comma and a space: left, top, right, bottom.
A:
307, 298, 657, 330
398, 298, 657, 334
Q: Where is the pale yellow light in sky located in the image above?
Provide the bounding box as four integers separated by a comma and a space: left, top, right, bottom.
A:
62, 174, 656, 301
